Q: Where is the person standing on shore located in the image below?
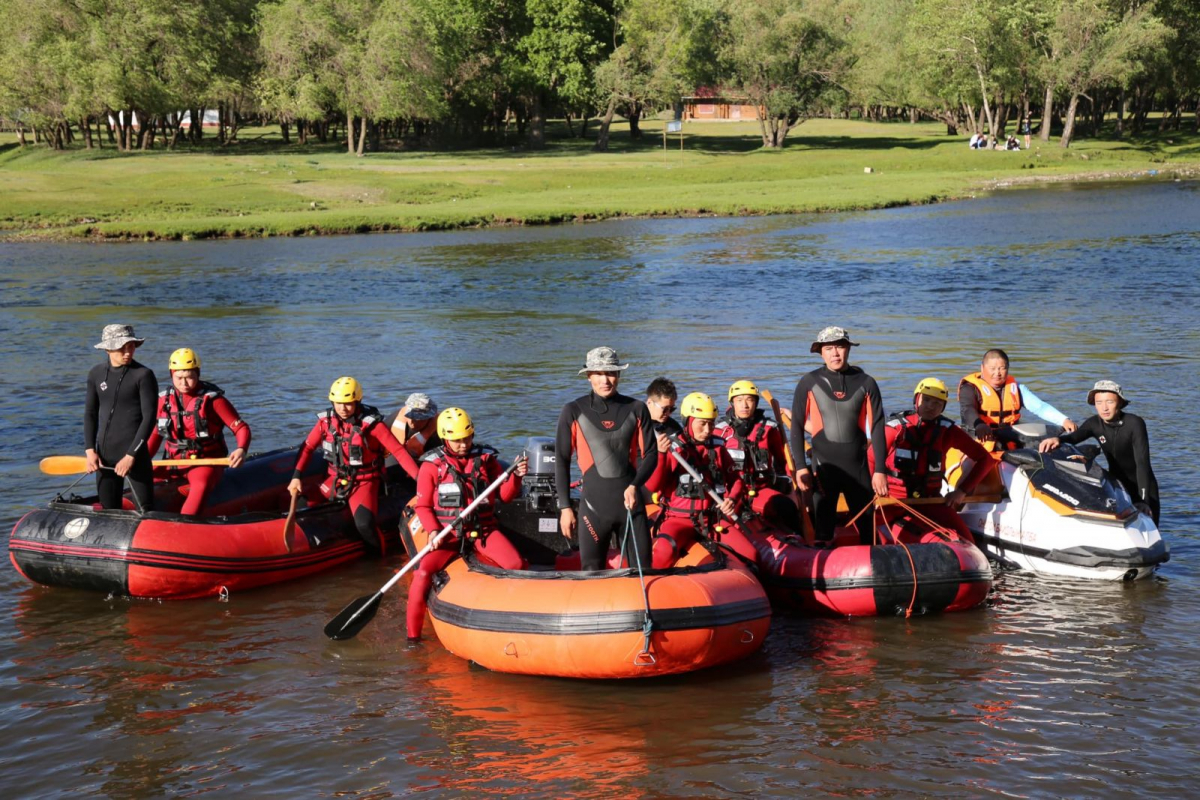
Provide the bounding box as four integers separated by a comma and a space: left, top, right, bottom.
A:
146, 348, 251, 516
1038, 380, 1160, 525
790, 326, 889, 544
556, 347, 658, 570
84, 324, 159, 511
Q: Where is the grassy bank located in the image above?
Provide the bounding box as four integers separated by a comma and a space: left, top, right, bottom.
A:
2, 119, 1198, 241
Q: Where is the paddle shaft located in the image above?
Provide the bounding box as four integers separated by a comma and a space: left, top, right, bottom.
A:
40, 455, 231, 475
666, 435, 738, 525
759, 390, 797, 475
335, 455, 526, 629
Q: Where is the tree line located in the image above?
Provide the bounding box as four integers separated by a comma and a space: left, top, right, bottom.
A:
0, 0, 1191, 153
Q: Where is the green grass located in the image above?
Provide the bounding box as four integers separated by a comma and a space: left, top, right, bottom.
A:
2, 118, 1198, 241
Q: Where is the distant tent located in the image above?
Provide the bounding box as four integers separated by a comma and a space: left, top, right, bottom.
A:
179, 109, 220, 128
105, 109, 220, 130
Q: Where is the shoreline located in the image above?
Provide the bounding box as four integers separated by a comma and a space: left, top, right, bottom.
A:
4, 120, 1197, 244
2, 166, 1193, 244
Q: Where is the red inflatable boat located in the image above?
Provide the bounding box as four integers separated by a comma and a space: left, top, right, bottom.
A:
8, 448, 413, 600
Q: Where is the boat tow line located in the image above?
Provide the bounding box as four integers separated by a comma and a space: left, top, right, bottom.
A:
621, 510, 655, 667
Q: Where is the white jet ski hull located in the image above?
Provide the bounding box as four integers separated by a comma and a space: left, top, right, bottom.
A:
959, 459, 1167, 581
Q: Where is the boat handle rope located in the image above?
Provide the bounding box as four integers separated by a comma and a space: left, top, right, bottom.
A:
621, 509, 656, 667
846, 497, 922, 618
54, 471, 92, 502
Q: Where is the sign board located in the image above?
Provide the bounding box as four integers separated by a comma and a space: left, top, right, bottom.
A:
667, 121, 682, 133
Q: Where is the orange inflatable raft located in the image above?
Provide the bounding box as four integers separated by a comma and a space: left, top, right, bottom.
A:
402, 512, 772, 679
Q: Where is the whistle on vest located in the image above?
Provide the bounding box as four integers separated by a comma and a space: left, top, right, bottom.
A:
468, 530, 480, 540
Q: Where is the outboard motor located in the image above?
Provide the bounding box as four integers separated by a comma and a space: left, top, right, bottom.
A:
494, 436, 574, 564
521, 436, 559, 514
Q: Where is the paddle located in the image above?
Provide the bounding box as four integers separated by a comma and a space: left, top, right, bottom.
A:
282, 490, 301, 554
664, 434, 739, 526
760, 388, 816, 541
40, 455, 232, 475
324, 454, 527, 641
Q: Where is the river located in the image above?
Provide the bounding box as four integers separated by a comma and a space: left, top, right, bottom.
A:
1, 179, 1197, 797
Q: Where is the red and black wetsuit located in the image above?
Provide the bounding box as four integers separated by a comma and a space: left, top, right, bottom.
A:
555, 391, 658, 570
1058, 412, 1160, 524
84, 359, 158, 510
791, 365, 887, 544
407, 445, 527, 639
868, 411, 994, 543
646, 431, 757, 569
714, 409, 799, 533
293, 404, 419, 555
146, 382, 252, 516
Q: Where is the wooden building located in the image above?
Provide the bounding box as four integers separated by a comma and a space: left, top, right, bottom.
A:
682, 88, 760, 121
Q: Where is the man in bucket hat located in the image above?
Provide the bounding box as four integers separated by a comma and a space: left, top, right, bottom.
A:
1039, 381, 1160, 525
387, 392, 441, 458
84, 324, 158, 510
790, 326, 889, 544
555, 346, 657, 570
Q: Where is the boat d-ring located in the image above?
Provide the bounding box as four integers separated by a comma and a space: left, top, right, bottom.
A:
505, 642, 518, 657
633, 651, 657, 667
740, 628, 755, 644
218, 586, 230, 602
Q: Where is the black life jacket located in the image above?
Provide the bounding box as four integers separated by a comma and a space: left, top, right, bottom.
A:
715, 411, 777, 488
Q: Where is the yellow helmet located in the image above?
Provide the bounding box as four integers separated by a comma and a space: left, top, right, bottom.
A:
680, 392, 718, 421
328, 376, 363, 403
437, 407, 475, 441
728, 380, 760, 402
914, 377, 949, 402
168, 348, 200, 371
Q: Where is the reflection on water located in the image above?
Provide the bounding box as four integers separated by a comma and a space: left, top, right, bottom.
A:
1, 179, 1198, 796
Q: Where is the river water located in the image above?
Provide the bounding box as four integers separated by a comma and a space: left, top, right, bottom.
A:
1, 179, 1197, 797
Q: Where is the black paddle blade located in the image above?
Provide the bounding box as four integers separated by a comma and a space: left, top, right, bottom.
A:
324, 593, 382, 640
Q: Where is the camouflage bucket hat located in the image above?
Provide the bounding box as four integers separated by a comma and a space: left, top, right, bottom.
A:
1087, 380, 1129, 408
93, 324, 145, 351
809, 326, 860, 354
578, 346, 629, 374
404, 392, 438, 420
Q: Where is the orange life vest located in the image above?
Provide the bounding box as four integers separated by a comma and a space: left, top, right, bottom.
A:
960, 373, 1022, 452
392, 409, 437, 457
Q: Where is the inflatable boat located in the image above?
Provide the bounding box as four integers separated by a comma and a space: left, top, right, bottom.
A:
8, 448, 414, 599
401, 440, 771, 679
947, 424, 1168, 581
739, 516, 992, 617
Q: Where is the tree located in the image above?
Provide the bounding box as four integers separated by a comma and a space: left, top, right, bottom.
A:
1048, 0, 1170, 146
720, 0, 851, 148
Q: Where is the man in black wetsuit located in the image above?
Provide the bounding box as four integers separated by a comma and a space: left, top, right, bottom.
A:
556, 347, 658, 569
790, 326, 889, 544
84, 324, 159, 510
1038, 380, 1160, 525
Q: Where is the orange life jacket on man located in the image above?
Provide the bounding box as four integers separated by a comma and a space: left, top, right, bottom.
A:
392, 410, 438, 457
960, 373, 1022, 451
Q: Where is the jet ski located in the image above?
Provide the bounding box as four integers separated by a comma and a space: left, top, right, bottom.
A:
947, 424, 1168, 581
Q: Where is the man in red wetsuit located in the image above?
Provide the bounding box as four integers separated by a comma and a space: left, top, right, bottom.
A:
868, 378, 995, 543
146, 348, 251, 516
406, 407, 527, 640
288, 377, 419, 556
791, 326, 889, 544
714, 380, 800, 534
647, 392, 758, 569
